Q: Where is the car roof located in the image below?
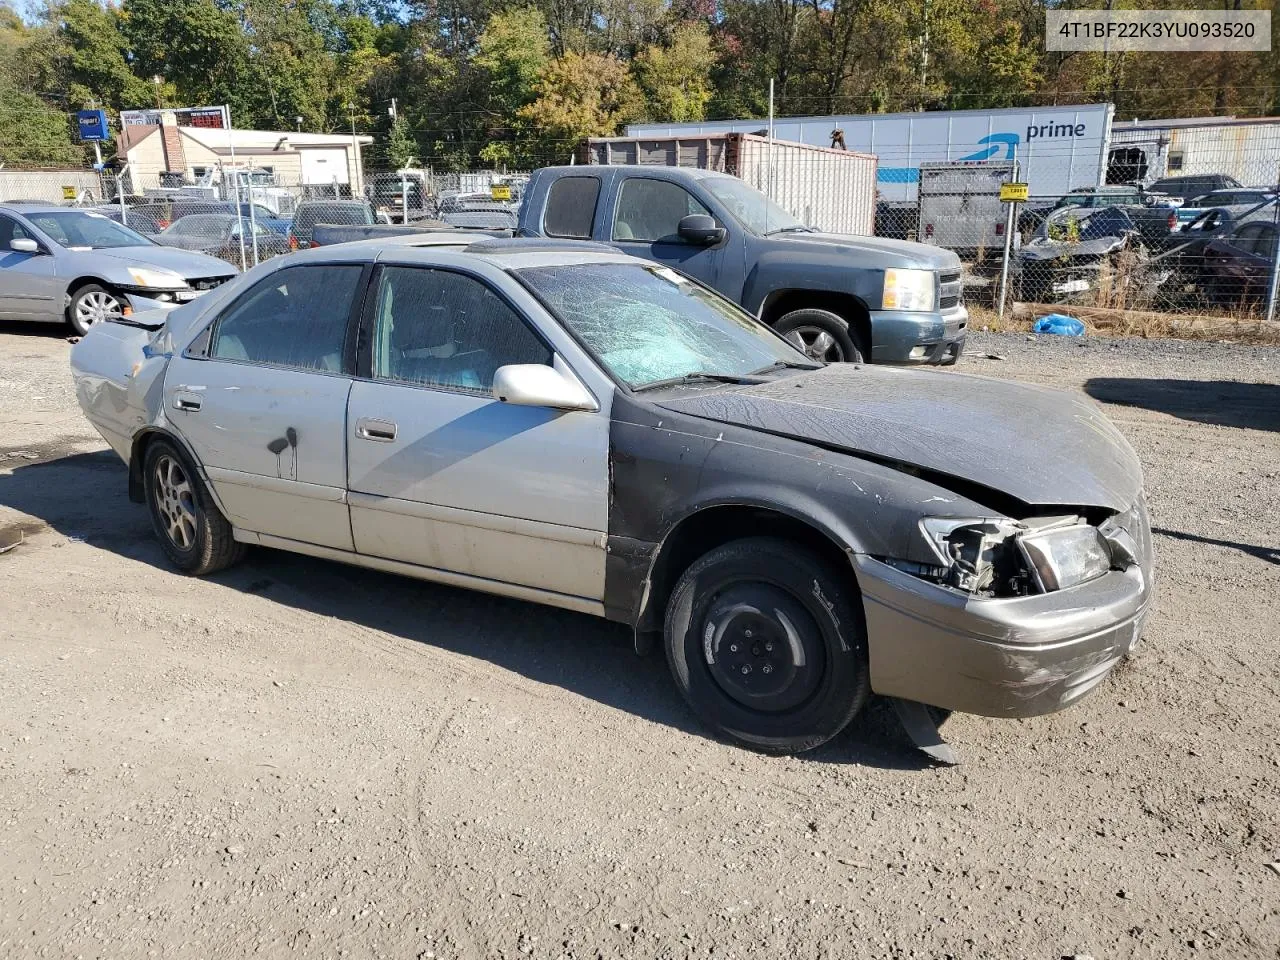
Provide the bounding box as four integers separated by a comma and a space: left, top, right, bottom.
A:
0, 203, 81, 214
322, 232, 484, 251
297, 199, 368, 207
285, 236, 638, 271
535, 164, 737, 182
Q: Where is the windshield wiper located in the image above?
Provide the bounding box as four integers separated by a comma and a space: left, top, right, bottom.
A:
633, 371, 767, 392
763, 225, 814, 236
748, 359, 823, 376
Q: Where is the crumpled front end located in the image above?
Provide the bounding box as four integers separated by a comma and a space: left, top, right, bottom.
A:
857, 498, 1154, 717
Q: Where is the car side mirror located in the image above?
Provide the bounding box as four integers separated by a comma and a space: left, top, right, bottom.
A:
492, 364, 597, 412
10, 238, 40, 254
677, 214, 725, 246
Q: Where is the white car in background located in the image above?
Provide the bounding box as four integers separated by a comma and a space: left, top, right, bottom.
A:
0, 204, 237, 335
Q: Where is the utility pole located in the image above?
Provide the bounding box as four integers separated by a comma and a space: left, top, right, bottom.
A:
347, 103, 363, 197
1266, 160, 1280, 324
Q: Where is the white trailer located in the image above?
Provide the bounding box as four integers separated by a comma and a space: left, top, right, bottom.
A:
1106, 116, 1280, 188
916, 161, 1015, 259
579, 133, 878, 235
628, 104, 1114, 203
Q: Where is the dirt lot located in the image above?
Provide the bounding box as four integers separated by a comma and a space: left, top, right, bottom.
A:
1, 322, 1278, 960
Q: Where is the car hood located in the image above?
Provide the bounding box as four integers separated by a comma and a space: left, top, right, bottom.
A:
92, 245, 235, 277
654, 365, 1142, 512
772, 231, 962, 270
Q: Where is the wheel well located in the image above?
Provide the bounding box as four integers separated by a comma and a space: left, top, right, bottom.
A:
637, 505, 854, 637
760, 290, 871, 356
65, 277, 114, 312
127, 430, 167, 503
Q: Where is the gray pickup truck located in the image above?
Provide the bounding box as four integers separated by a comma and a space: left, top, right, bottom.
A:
517, 165, 967, 364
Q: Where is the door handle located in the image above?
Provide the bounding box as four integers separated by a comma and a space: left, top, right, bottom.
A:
172, 392, 203, 412
355, 417, 398, 442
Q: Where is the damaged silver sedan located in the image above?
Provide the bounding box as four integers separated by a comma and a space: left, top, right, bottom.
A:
70, 239, 1153, 755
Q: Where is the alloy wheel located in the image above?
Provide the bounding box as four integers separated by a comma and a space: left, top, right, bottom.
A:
783, 326, 846, 362
153, 454, 198, 550
74, 290, 123, 328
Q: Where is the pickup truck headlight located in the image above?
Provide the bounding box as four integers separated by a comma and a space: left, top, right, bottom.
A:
882, 515, 1114, 597
882, 268, 936, 312
128, 267, 188, 289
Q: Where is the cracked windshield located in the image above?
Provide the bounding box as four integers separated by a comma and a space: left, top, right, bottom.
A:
517, 263, 813, 387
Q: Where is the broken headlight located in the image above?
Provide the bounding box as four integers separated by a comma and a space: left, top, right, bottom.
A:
882, 515, 1116, 597
1017, 522, 1112, 592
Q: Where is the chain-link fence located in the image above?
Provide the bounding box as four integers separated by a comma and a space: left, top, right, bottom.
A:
3, 123, 1279, 323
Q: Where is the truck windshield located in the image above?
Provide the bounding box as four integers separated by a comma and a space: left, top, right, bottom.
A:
700, 177, 808, 236
516, 262, 815, 388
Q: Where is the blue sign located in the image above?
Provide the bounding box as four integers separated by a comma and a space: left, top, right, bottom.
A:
77, 109, 109, 142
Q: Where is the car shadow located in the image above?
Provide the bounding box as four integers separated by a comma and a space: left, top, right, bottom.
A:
0, 321, 72, 340
1153, 526, 1280, 566
1084, 377, 1280, 432
0, 449, 936, 771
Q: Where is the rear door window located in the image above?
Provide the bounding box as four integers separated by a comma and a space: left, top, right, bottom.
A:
544, 177, 600, 239
613, 179, 711, 242
209, 264, 363, 373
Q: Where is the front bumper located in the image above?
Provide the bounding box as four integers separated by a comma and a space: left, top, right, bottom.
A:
854, 555, 1151, 718
869, 306, 967, 365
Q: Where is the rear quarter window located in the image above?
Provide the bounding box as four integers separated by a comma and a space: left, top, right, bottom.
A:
544, 177, 600, 239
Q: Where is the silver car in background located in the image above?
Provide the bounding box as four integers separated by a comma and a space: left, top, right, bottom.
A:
0, 204, 238, 335
69, 238, 1153, 757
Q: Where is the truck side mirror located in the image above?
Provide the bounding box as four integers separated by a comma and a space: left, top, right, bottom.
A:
678, 214, 725, 246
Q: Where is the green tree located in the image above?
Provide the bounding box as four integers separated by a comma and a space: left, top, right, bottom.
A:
53, 0, 153, 111
634, 21, 715, 122
518, 51, 642, 159
385, 115, 418, 167
119, 0, 252, 121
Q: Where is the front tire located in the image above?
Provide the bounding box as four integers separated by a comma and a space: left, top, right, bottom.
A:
67, 283, 124, 336
774, 308, 864, 363
664, 537, 871, 754
143, 438, 245, 575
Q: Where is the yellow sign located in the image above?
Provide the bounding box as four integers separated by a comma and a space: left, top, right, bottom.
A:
1000, 182, 1029, 203
490, 184, 512, 201
61, 185, 78, 200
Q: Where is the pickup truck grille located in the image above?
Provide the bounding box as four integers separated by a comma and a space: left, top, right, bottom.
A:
939, 269, 963, 310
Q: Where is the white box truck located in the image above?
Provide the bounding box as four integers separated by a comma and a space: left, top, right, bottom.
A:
628, 104, 1113, 204
630, 106, 1280, 205
916, 161, 1016, 259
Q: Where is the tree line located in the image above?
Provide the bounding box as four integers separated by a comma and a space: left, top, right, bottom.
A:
1, 0, 1276, 170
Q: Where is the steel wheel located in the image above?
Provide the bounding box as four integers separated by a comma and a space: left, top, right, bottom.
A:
73, 289, 123, 329
700, 582, 826, 713
153, 454, 198, 551
784, 326, 846, 363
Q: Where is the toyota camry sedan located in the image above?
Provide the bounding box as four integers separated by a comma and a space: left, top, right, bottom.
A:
70, 239, 1153, 754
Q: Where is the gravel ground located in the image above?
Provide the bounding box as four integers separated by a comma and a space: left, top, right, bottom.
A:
1, 322, 1278, 960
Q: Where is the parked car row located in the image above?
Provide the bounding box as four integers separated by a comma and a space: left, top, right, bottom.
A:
1013, 198, 1279, 308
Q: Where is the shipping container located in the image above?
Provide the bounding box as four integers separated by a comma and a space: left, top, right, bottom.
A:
579, 133, 877, 236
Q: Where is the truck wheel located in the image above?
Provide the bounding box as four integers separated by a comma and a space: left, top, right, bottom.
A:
664, 537, 871, 754
775, 309, 863, 363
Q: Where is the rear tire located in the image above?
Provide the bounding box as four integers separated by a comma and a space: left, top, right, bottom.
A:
143, 438, 245, 575
774, 308, 864, 363
664, 537, 871, 754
